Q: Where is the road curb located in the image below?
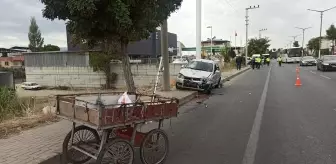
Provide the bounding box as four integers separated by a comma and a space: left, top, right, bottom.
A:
221, 67, 251, 83
178, 91, 198, 106
38, 91, 198, 164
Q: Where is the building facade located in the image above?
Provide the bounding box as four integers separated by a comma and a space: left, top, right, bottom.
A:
0, 55, 24, 68
66, 27, 178, 58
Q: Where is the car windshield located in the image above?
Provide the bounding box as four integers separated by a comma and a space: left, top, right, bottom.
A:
323, 56, 336, 61
303, 56, 314, 60
185, 61, 213, 72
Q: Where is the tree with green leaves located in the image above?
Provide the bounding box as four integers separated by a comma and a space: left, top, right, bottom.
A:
40, 0, 183, 92
42, 44, 60, 51
326, 24, 336, 54
293, 41, 300, 47
307, 37, 320, 56
28, 17, 44, 52
247, 38, 271, 56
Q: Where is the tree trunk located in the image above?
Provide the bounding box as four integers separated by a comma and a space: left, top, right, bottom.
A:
104, 67, 112, 89
120, 43, 136, 92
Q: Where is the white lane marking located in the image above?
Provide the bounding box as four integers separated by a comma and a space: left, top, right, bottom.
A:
310, 71, 316, 74
320, 74, 331, 80
242, 66, 272, 164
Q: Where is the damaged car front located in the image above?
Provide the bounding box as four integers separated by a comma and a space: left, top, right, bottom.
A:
176, 59, 221, 94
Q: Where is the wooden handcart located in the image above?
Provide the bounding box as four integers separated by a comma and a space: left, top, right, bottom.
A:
56, 92, 179, 164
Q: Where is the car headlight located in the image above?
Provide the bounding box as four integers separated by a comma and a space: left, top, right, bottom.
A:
177, 73, 184, 79
322, 62, 329, 66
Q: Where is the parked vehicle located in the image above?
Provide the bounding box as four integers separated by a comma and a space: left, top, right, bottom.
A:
300, 56, 316, 66
317, 55, 336, 71
176, 59, 221, 94
21, 82, 42, 90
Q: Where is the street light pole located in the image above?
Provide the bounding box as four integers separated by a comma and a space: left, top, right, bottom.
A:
259, 28, 267, 39
245, 5, 260, 65
207, 26, 213, 56
196, 0, 202, 59
308, 6, 336, 58
295, 26, 312, 57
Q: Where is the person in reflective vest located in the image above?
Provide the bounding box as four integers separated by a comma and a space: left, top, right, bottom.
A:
266, 57, 270, 66
255, 57, 261, 69
277, 56, 282, 67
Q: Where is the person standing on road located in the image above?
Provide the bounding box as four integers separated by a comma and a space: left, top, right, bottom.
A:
250, 57, 255, 69
255, 56, 261, 69
266, 57, 270, 66
235, 55, 243, 70
277, 56, 282, 67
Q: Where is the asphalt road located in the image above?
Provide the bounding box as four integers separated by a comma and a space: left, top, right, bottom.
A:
48, 61, 336, 164
162, 61, 336, 164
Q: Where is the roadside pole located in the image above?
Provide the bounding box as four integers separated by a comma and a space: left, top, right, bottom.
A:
161, 19, 170, 91
245, 5, 260, 65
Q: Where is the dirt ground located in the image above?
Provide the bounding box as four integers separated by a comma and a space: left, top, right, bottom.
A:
0, 114, 59, 139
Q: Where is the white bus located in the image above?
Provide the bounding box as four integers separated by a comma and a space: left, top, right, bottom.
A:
281, 47, 301, 63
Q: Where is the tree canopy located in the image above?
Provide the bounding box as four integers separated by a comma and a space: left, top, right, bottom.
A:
247, 38, 271, 56
28, 17, 44, 52
41, 0, 183, 92
293, 41, 300, 47
326, 24, 336, 42
307, 37, 320, 51
42, 44, 60, 51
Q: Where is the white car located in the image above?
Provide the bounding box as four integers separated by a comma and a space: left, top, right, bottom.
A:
172, 58, 188, 64
176, 59, 222, 94
21, 82, 42, 90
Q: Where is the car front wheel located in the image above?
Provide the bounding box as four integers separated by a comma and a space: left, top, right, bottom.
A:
321, 66, 326, 72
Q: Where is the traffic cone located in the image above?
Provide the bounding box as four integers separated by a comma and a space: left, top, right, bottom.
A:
295, 75, 302, 86
296, 66, 300, 73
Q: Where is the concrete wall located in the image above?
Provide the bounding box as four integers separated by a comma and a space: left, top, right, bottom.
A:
25, 66, 106, 88
25, 64, 183, 88
111, 64, 182, 88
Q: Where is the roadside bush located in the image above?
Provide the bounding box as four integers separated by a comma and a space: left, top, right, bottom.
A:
0, 87, 25, 122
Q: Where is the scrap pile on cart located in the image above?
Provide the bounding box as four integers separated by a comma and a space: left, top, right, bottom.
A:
56, 92, 179, 164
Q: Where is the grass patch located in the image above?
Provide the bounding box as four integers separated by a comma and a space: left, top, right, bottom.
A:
0, 87, 26, 121
0, 87, 58, 138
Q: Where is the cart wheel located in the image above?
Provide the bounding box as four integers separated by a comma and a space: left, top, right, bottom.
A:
96, 138, 135, 164
62, 125, 100, 164
140, 129, 169, 164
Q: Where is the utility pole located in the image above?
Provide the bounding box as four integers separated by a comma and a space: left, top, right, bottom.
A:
295, 26, 312, 57
259, 28, 267, 39
196, 0, 202, 59
207, 26, 213, 56
308, 6, 336, 58
161, 20, 170, 91
245, 5, 260, 65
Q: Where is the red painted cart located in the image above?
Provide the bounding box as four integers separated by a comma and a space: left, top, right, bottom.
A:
56, 92, 179, 164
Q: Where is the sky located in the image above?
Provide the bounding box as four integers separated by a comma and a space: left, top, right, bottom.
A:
0, 0, 335, 49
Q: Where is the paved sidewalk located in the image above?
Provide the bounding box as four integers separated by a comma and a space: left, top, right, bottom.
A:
221, 66, 250, 82
0, 90, 197, 164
